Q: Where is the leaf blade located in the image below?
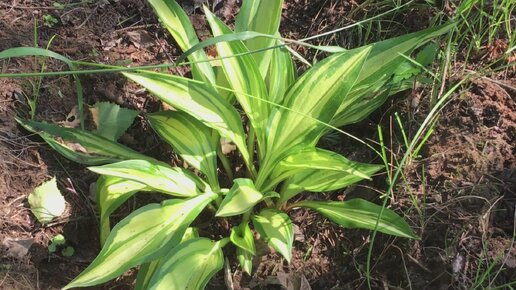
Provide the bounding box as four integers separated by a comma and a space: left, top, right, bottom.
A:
216, 179, 263, 217
89, 159, 207, 197
148, 0, 216, 85
63, 192, 218, 289
147, 111, 219, 188
252, 209, 293, 262
204, 8, 269, 149
147, 238, 224, 290
295, 199, 417, 239
16, 117, 153, 165
123, 71, 252, 170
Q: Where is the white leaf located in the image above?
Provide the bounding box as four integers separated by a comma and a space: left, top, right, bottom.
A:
28, 177, 66, 224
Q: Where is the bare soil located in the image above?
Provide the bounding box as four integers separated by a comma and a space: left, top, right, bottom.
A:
1, 1, 514, 289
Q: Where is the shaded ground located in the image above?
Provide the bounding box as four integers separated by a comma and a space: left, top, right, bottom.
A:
1, 0, 515, 289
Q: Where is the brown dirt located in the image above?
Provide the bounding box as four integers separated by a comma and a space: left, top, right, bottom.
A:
1, 1, 515, 290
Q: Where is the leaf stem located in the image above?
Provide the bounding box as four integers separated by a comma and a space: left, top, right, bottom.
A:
246, 125, 255, 178
238, 210, 252, 233
217, 148, 234, 181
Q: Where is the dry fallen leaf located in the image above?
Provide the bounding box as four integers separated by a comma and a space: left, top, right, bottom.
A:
126, 30, 155, 49
1, 238, 35, 260
220, 137, 237, 155
58, 106, 80, 128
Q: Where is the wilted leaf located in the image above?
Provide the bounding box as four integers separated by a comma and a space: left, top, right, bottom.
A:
90, 102, 139, 141
28, 177, 66, 224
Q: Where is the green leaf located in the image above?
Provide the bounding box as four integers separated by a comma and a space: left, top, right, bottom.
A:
258, 47, 371, 185
295, 199, 417, 239
204, 8, 270, 150
28, 177, 66, 225
235, 0, 284, 77
252, 209, 293, 262
48, 234, 66, 253
272, 148, 374, 182
214, 66, 235, 102
416, 42, 439, 68
331, 24, 453, 127
237, 247, 253, 275
280, 162, 383, 204
216, 179, 263, 217
123, 71, 253, 171
62, 192, 218, 289
16, 117, 153, 165
230, 224, 256, 255
147, 110, 219, 189
62, 246, 75, 257
136, 260, 161, 290
90, 102, 139, 141
268, 38, 296, 105
147, 238, 224, 290
89, 159, 207, 197
135, 228, 199, 290
95, 176, 151, 245
148, 0, 216, 85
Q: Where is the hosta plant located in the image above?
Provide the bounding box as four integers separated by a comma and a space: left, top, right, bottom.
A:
13, 0, 452, 289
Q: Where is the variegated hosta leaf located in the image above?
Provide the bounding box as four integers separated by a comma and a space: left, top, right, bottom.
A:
147, 111, 219, 188
252, 209, 293, 262
123, 71, 253, 171
204, 7, 270, 150
295, 199, 417, 239
235, 0, 284, 78
230, 223, 256, 255
147, 238, 224, 290
280, 162, 383, 204
331, 24, 453, 127
215, 66, 235, 102
62, 192, 218, 289
147, 0, 215, 85
271, 148, 374, 183
95, 176, 151, 245
330, 84, 391, 127
237, 247, 253, 275
135, 260, 161, 290
258, 47, 371, 185
89, 159, 207, 197
216, 179, 263, 217
135, 228, 200, 290
16, 117, 154, 165
268, 38, 296, 105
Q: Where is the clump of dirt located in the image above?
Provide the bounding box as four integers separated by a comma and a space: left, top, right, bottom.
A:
426, 79, 515, 185
403, 77, 516, 289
